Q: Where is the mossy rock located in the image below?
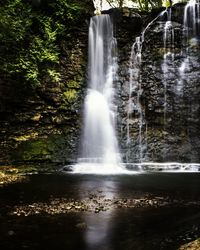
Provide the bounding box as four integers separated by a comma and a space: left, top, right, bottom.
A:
10, 133, 79, 164
11, 138, 55, 162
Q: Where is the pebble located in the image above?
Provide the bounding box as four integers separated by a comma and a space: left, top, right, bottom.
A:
8, 195, 200, 216
8, 230, 15, 236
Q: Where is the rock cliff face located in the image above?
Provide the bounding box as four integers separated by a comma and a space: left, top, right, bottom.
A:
116, 4, 200, 163
0, 0, 94, 165
1, 3, 200, 166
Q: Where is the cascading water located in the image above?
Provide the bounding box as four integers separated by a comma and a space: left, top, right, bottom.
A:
81, 15, 120, 164
126, 37, 144, 162
184, 0, 200, 37
127, 11, 166, 163
70, 4, 200, 174
73, 15, 125, 174
178, 0, 200, 91
162, 8, 174, 126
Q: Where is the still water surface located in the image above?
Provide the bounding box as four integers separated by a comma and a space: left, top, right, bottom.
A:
0, 172, 200, 250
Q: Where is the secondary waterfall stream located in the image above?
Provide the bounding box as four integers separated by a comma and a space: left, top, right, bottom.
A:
178, 0, 200, 91
126, 10, 166, 163
162, 8, 174, 126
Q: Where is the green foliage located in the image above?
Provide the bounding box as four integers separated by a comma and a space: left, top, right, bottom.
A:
0, 0, 82, 87
47, 69, 61, 83
50, 0, 82, 22
135, 0, 163, 11
62, 89, 78, 103
67, 80, 80, 89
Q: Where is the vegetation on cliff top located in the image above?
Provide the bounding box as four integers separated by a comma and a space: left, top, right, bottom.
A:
0, 0, 83, 87
105, 0, 163, 10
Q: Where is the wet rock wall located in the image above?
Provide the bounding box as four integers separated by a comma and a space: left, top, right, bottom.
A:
116, 4, 200, 163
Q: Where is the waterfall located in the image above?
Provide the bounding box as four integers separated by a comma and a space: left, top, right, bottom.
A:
68, 1, 199, 174
127, 37, 144, 162
178, 0, 200, 91
162, 8, 174, 126
127, 10, 166, 163
184, 0, 200, 37
73, 14, 125, 174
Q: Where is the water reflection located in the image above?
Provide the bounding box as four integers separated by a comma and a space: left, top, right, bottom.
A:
83, 211, 113, 250
0, 173, 200, 250
79, 179, 117, 250
76, 174, 200, 250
